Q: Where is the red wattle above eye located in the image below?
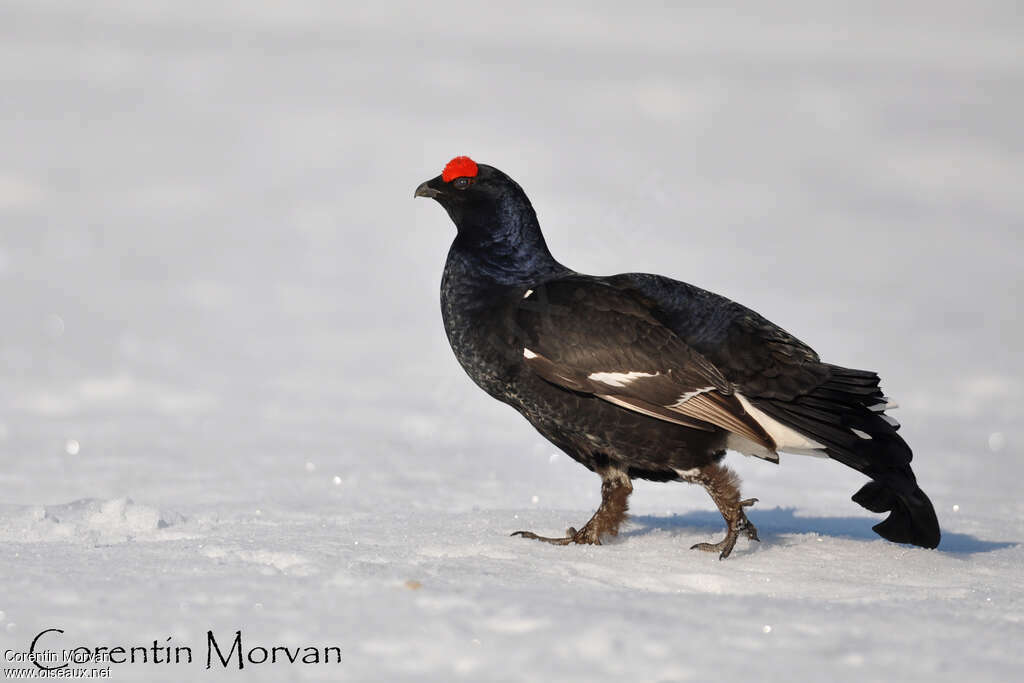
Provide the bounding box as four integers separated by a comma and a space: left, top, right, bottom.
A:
443, 156, 478, 183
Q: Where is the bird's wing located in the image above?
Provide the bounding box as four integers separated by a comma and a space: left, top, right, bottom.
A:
608, 273, 908, 466
514, 276, 775, 449
606, 273, 829, 398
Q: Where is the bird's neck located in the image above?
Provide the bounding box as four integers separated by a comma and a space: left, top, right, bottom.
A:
449, 199, 567, 286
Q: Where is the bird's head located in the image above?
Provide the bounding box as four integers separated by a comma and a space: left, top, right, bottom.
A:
415, 156, 562, 277
415, 156, 535, 239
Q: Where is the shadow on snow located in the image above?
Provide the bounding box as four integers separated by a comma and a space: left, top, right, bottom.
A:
625, 507, 1015, 555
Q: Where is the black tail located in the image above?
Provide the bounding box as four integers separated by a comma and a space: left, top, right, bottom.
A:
754, 364, 941, 549
851, 474, 940, 548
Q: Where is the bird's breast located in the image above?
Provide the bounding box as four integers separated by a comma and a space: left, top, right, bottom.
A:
440, 263, 523, 402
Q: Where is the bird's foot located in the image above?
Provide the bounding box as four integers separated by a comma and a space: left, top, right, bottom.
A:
511, 522, 603, 546
690, 498, 760, 560
511, 467, 631, 547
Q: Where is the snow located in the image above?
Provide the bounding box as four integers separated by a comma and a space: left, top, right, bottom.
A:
1, 1, 1023, 681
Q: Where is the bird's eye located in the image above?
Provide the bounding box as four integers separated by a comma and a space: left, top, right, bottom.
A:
453, 177, 472, 190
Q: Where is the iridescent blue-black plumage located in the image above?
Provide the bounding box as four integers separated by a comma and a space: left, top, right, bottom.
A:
418, 159, 939, 554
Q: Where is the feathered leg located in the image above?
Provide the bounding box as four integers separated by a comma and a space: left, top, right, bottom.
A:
682, 463, 760, 559
512, 468, 632, 545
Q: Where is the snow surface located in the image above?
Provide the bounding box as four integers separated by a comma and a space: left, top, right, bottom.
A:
1, 1, 1023, 681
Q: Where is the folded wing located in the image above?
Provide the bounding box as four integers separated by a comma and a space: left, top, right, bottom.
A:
515, 276, 775, 452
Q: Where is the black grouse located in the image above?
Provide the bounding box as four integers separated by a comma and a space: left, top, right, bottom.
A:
415, 155, 940, 558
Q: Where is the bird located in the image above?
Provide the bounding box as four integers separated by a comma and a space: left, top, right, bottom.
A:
415, 155, 940, 559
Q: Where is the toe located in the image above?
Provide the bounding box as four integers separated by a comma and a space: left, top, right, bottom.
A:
511, 530, 574, 545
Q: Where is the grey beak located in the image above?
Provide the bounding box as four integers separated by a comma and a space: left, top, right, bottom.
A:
414, 181, 441, 199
